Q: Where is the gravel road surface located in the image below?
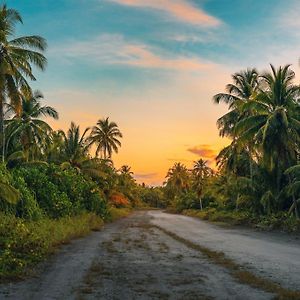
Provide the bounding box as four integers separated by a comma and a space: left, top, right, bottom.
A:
1, 210, 299, 299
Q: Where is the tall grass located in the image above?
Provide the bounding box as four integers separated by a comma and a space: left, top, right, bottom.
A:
182, 209, 300, 232
107, 207, 132, 222
0, 213, 103, 280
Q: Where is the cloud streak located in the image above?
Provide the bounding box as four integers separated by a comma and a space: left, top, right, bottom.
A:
187, 144, 217, 159
50, 34, 215, 72
109, 0, 221, 26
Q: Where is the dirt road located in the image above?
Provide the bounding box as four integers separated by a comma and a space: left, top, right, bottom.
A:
1, 211, 299, 299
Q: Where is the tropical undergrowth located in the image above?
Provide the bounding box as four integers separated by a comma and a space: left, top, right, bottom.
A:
0, 212, 103, 280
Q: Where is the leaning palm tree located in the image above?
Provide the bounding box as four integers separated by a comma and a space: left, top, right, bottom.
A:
89, 117, 122, 159
5, 90, 58, 162
0, 5, 47, 161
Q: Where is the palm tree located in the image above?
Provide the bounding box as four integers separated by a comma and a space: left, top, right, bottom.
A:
0, 5, 47, 161
89, 117, 122, 159
119, 165, 133, 175
192, 159, 211, 210
62, 122, 90, 162
235, 65, 300, 191
213, 68, 259, 138
45, 130, 65, 163
59, 123, 106, 179
165, 162, 190, 195
5, 90, 58, 162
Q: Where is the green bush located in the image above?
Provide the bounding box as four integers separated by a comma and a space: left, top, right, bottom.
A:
12, 175, 43, 220
7, 164, 109, 219
174, 191, 199, 212
13, 166, 73, 218
45, 165, 108, 218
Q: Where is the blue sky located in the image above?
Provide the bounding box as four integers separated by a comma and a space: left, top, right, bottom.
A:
6, 0, 300, 184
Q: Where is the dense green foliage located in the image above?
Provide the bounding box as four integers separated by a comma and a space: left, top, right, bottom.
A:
0, 4, 145, 280
164, 65, 300, 231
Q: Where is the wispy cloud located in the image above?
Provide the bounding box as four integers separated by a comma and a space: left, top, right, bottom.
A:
50, 34, 215, 72
108, 0, 221, 26
187, 144, 217, 159
169, 33, 213, 43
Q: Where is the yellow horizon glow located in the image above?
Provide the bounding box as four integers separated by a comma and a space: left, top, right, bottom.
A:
46, 66, 233, 185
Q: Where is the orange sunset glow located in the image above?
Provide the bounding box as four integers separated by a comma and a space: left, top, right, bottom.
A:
11, 0, 300, 185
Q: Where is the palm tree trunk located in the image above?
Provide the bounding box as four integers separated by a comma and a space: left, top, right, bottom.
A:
199, 197, 203, 210
0, 96, 5, 163
0, 53, 5, 163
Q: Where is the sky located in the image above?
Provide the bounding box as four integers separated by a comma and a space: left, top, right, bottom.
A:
6, 0, 300, 185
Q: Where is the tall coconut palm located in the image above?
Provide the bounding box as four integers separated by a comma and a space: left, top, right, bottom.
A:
0, 5, 47, 161
192, 159, 211, 210
89, 117, 122, 159
5, 90, 58, 162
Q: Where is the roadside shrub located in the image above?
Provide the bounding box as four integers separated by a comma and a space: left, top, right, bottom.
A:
170, 191, 200, 212
0, 164, 17, 214
12, 175, 43, 220
13, 166, 72, 218
46, 166, 108, 218
12, 164, 109, 219
257, 212, 300, 232
109, 192, 130, 207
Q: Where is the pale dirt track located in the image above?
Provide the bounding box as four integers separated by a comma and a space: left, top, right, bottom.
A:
0, 211, 299, 300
